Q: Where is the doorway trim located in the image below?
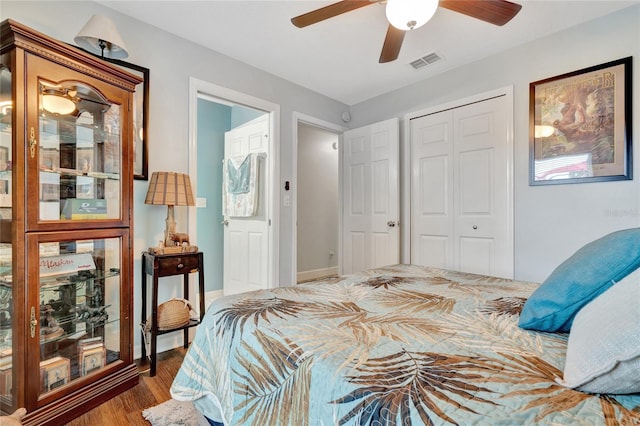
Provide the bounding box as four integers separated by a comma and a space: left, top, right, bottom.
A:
188, 77, 281, 289
292, 112, 347, 283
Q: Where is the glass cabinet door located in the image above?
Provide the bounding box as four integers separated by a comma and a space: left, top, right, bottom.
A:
38, 79, 122, 222
26, 53, 129, 228
0, 62, 13, 410
30, 232, 126, 400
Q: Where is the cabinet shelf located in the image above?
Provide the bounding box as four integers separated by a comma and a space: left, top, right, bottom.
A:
39, 169, 120, 181
39, 269, 120, 289
40, 315, 120, 344
40, 118, 117, 144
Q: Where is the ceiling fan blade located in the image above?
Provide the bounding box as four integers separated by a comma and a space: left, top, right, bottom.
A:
440, 0, 522, 26
291, 1, 373, 28
379, 25, 406, 63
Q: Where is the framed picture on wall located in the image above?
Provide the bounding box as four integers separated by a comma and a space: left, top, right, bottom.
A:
529, 57, 632, 185
103, 58, 150, 181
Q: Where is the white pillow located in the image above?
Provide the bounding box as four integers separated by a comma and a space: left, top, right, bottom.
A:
557, 267, 640, 394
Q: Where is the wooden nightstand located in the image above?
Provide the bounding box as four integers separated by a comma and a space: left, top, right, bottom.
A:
141, 251, 205, 376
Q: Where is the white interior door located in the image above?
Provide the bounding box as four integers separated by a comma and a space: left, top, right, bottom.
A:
223, 116, 270, 295
410, 95, 513, 278
342, 118, 399, 274
410, 110, 455, 269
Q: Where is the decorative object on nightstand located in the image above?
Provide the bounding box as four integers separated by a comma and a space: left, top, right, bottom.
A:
144, 171, 198, 254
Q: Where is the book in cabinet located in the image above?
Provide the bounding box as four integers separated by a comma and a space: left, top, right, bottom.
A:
0, 19, 141, 425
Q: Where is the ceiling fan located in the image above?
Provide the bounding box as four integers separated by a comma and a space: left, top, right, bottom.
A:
291, 0, 522, 63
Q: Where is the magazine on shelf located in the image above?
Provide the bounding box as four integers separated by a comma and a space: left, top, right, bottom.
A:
77, 336, 102, 347
38, 253, 96, 277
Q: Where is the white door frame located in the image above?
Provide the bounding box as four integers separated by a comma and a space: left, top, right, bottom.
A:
402, 86, 514, 270
292, 112, 347, 282
188, 77, 281, 290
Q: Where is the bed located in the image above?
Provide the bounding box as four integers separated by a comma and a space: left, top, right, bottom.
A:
170, 259, 640, 425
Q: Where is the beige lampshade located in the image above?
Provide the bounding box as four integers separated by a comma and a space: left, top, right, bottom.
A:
74, 14, 129, 59
145, 172, 195, 207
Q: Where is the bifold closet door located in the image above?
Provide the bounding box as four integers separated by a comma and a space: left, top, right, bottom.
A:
410, 96, 513, 278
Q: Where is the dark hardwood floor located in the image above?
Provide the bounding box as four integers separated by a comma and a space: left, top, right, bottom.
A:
65, 348, 187, 426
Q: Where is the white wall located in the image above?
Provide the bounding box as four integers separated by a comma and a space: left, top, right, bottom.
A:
296, 123, 339, 276
2, 0, 349, 358
349, 4, 640, 283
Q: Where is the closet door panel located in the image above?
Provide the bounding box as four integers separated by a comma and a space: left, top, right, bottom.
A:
411, 94, 513, 278
410, 112, 454, 268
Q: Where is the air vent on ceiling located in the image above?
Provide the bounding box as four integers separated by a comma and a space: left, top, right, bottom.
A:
409, 52, 442, 70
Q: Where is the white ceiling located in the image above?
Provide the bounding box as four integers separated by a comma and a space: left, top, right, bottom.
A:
99, 0, 638, 105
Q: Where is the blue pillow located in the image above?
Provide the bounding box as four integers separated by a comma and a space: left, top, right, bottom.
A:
519, 228, 640, 332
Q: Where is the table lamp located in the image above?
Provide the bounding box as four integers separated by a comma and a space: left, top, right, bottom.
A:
144, 171, 195, 253
74, 14, 129, 59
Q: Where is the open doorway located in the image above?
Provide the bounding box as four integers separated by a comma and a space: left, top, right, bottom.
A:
296, 123, 339, 282
293, 114, 346, 283
188, 78, 280, 299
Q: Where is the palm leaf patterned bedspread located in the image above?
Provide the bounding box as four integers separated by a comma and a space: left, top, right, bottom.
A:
170, 264, 640, 425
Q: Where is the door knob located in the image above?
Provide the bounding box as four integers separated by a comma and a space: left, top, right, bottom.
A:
221, 220, 229, 226
387, 221, 397, 228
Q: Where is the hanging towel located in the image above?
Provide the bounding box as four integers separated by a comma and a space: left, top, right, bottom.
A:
222, 153, 262, 217
227, 155, 251, 194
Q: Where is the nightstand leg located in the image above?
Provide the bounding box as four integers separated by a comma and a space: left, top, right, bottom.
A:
183, 272, 189, 348
151, 273, 159, 376
199, 252, 205, 322
141, 256, 148, 361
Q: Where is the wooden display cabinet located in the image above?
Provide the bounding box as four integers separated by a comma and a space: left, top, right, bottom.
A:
0, 19, 141, 425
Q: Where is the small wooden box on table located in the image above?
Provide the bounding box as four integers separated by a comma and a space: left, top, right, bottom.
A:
141, 251, 205, 376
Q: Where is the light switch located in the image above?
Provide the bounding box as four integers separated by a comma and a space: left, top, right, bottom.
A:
196, 197, 207, 208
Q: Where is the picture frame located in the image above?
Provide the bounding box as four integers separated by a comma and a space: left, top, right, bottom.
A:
103, 58, 150, 181
0, 146, 8, 171
529, 57, 632, 185
40, 147, 59, 172
80, 346, 106, 376
0, 368, 11, 396
39, 356, 70, 393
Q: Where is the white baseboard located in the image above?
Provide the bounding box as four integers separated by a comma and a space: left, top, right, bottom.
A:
297, 266, 339, 283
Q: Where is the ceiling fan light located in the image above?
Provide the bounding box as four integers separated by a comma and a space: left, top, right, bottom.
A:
386, 0, 439, 31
